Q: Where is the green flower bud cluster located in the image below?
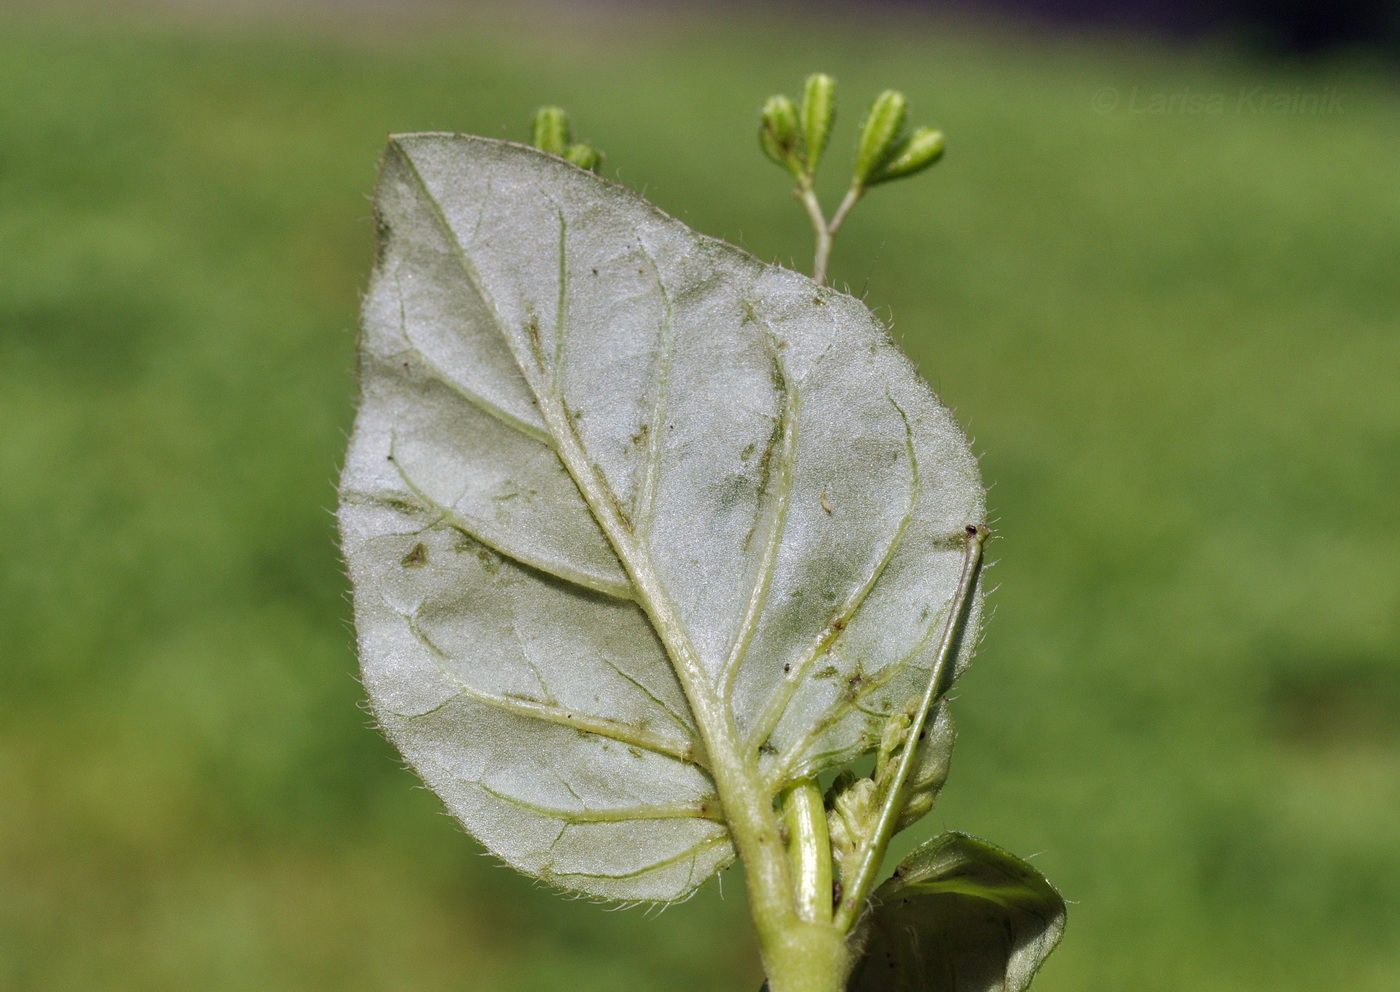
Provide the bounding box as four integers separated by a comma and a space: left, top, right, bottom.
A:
759, 74, 946, 283
854, 90, 944, 187
852, 89, 905, 185
825, 770, 876, 881
760, 76, 944, 192
529, 106, 604, 173
825, 700, 954, 878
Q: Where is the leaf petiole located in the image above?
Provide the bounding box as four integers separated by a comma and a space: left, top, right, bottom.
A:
833, 524, 988, 931
781, 779, 834, 923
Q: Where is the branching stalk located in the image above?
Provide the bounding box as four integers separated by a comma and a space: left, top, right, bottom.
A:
827, 186, 862, 239
800, 178, 865, 285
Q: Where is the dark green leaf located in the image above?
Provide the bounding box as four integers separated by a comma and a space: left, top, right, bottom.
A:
848, 832, 1065, 992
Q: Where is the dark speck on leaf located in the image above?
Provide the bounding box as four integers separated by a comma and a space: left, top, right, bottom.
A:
400, 542, 428, 568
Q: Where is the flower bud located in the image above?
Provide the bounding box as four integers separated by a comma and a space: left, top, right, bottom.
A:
867, 126, 945, 185
830, 776, 876, 867
800, 73, 836, 175
530, 106, 572, 156
759, 94, 803, 178
564, 143, 603, 173
877, 707, 911, 769
852, 89, 907, 187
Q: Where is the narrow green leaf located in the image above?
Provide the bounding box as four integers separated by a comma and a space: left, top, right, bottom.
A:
895, 700, 956, 831
849, 832, 1066, 992
340, 134, 986, 903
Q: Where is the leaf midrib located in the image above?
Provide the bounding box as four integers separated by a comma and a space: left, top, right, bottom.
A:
391, 140, 726, 758
392, 137, 801, 924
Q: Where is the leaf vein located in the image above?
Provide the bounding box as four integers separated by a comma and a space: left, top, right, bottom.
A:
399, 612, 705, 769
385, 440, 634, 600
480, 783, 723, 823
745, 395, 922, 756
390, 270, 554, 446
598, 655, 697, 736
721, 338, 797, 698
547, 833, 731, 882
632, 240, 673, 537
767, 601, 948, 789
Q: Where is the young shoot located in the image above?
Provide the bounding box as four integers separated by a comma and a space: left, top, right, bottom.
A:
340, 98, 1062, 992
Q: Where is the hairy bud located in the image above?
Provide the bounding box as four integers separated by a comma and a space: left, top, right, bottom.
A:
530, 106, 572, 156
564, 143, 603, 173
759, 94, 803, 178
852, 89, 907, 187
867, 126, 945, 185
800, 73, 837, 175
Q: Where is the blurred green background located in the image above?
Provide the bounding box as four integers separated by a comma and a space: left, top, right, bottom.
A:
2, 2, 1397, 989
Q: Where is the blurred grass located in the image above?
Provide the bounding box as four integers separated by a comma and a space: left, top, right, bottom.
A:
1, 3, 1398, 989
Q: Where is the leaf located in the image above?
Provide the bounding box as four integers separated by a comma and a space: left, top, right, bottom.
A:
848, 833, 1066, 992
338, 134, 986, 902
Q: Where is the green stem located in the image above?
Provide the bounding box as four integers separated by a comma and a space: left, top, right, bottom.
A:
827, 184, 863, 240
796, 179, 833, 284
782, 780, 834, 923
759, 920, 854, 992
832, 525, 988, 931
536, 370, 826, 988
798, 179, 865, 286
748, 774, 851, 992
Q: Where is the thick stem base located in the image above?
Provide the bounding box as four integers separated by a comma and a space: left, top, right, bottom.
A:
760, 920, 857, 992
